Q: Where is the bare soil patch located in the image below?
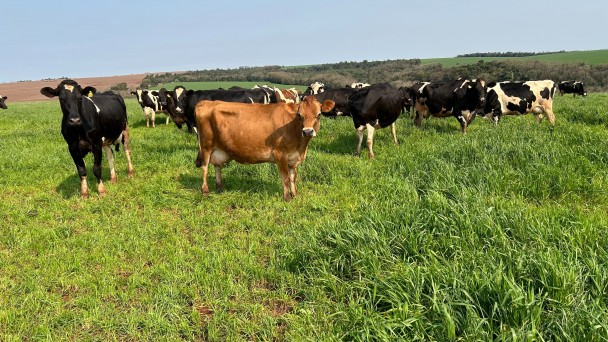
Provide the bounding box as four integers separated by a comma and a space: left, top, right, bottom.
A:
0, 74, 147, 103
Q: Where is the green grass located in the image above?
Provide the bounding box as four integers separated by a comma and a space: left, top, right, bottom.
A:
1, 94, 608, 340
158, 81, 308, 92
421, 49, 608, 67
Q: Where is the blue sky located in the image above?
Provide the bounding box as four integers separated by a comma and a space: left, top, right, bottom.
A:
0, 0, 605, 83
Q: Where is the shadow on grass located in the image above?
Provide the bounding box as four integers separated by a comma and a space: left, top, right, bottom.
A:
56, 174, 81, 199
129, 116, 174, 129
178, 170, 280, 198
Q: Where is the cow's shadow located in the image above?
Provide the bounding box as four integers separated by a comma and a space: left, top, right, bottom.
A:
178, 170, 280, 197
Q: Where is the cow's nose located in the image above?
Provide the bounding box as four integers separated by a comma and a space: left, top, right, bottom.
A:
176, 107, 183, 113
69, 118, 81, 125
302, 128, 316, 137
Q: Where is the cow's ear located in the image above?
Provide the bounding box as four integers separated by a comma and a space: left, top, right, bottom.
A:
40, 87, 58, 98
130, 91, 137, 95
321, 100, 335, 113
2, 96, 7, 100
151, 91, 159, 96
82, 86, 97, 97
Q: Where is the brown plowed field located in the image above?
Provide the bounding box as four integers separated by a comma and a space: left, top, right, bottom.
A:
0, 74, 147, 103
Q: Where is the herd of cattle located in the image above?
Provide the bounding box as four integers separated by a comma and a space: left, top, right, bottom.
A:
0, 78, 588, 200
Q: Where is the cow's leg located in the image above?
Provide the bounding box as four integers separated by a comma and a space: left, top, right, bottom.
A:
103, 145, 117, 183
277, 161, 292, 202
214, 165, 224, 193
165, 114, 170, 125
354, 125, 365, 156
91, 145, 106, 196
200, 150, 212, 195
122, 126, 135, 178
366, 123, 376, 159
144, 107, 153, 127
289, 166, 297, 198
456, 114, 467, 134
390, 122, 398, 145
544, 104, 556, 127
69, 145, 89, 198
151, 111, 156, 128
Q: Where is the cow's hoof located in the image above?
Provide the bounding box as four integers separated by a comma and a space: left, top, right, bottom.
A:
81, 191, 89, 199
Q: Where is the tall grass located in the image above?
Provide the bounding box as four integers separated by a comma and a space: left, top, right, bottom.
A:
0, 94, 607, 340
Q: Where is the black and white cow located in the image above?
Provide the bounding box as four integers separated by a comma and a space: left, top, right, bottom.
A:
0, 95, 7, 109
348, 83, 405, 158
483, 80, 557, 126
413, 78, 487, 133
131, 89, 171, 127
41, 80, 134, 197
558, 81, 587, 97
303, 82, 325, 95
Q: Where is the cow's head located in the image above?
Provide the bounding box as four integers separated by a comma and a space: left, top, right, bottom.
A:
131, 89, 144, 104
467, 79, 487, 115
166, 86, 188, 128
309, 82, 325, 94
298, 96, 335, 137
41, 80, 97, 126
0, 95, 7, 109
575, 82, 587, 96
158, 88, 184, 127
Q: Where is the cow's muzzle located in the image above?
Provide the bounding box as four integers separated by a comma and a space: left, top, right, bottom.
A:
302, 128, 316, 137
68, 118, 82, 126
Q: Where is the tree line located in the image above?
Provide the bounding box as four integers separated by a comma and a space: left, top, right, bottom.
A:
140, 58, 608, 91
457, 51, 567, 57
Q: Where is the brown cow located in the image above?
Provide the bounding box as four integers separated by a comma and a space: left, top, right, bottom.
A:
195, 96, 335, 201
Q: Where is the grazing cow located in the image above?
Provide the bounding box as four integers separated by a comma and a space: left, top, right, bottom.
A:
40, 80, 134, 197
131, 89, 171, 127
0, 95, 7, 109
166, 86, 271, 132
273, 87, 300, 104
483, 80, 556, 126
313, 87, 360, 117
195, 96, 335, 201
350, 82, 370, 89
303, 82, 325, 95
348, 83, 405, 159
558, 81, 587, 97
413, 79, 487, 133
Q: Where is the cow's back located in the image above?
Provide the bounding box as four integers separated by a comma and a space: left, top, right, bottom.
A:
196, 101, 300, 164
84, 93, 127, 140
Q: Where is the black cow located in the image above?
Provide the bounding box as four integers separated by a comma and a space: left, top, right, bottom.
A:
0, 95, 7, 109
165, 86, 270, 133
558, 81, 587, 97
483, 80, 556, 126
413, 79, 487, 133
130, 89, 171, 127
348, 83, 405, 158
41, 80, 134, 197
312, 87, 360, 117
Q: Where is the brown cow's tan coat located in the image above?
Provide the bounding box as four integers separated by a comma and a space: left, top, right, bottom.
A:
195, 96, 335, 201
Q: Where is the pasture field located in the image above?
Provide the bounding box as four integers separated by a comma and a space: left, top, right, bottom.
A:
421, 49, 608, 67
158, 81, 308, 92
1, 94, 608, 340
